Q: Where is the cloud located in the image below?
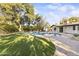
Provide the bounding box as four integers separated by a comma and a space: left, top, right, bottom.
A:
70, 9, 79, 16
33, 3, 79, 25
47, 3, 62, 9
47, 4, 76, 13
45, 12, 61, 25
34, 7, 39, 14
47, 4, 58, 10
48, 12, 58, 18
58, 5, 75, 12
45, 4, 79, 24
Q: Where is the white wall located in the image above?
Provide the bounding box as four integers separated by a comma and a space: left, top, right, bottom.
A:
63, 26, 79, 34
52, 25, 79, 34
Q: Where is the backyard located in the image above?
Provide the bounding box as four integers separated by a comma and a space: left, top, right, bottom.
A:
0, 3, 79, 56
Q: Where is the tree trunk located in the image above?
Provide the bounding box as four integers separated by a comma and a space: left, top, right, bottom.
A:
18, 25, 22, 32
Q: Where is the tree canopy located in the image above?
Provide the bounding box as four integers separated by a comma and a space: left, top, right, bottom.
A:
0, 3, 35, 32
0, 3, 50, 32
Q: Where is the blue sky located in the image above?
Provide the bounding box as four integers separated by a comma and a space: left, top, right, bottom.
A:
33, 3, 79, 25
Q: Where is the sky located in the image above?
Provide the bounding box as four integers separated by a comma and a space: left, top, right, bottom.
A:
33, 3, 79, 25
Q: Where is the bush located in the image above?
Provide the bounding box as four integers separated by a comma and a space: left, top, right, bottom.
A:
0, 24, 18, 33
0, 33, 56, 56
22, 26, 30, 31
22, 26, 35, 31
74, 34, 79, 37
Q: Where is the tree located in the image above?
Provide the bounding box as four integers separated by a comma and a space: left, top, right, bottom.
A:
0, 3, 35, 32
68, 17, 78, 23
33, 14, 50, 31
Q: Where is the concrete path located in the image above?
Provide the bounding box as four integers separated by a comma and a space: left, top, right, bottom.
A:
43, 33, 79, 56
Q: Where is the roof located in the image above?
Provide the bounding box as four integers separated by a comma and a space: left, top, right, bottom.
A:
56, 23, 79, 27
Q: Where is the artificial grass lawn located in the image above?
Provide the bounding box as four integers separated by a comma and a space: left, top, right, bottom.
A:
0, 33, 56, 56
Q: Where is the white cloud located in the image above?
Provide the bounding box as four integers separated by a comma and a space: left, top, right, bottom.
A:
47, 4, 79, 23
48, 12, 58, 18
59, 6, 67, 12
45, 12, 61, 24
47, 4, 76, 13
58, 5, 75, 13
34, 4, 79, 25
46, 4, 79, 18
45, 4, 79, 24
47, 4, 58, 10
70, 9, 79, 16
34, 8, 39, 14
47, 4, 62, 10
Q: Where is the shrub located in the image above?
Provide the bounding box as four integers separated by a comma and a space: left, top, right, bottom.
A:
22, 26, 34, 31
22, 26, 30, 31
0, 33, 56, 56
0, 24, 18, 33
74, 34, 79, 37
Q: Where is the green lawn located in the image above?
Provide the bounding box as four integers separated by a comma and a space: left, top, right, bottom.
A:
0, 33, 56, 56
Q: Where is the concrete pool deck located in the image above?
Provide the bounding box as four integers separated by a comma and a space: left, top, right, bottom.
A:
37, 33, 79, 56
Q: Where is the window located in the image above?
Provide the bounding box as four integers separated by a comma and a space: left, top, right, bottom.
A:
77, 26, 79, 30
54, 28, 56, 31
73, 25, 75, 30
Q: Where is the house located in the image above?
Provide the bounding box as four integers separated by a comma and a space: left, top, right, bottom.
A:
52, 17, 79, 34
52, 23, 79, 34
